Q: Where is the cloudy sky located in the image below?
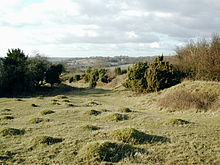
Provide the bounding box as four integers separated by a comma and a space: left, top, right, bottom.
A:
0, 0, 219, 57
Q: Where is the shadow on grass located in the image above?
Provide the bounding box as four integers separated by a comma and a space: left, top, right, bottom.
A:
0, 83, 113, 98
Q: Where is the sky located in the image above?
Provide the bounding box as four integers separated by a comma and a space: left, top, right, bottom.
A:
0, 0, 219, 57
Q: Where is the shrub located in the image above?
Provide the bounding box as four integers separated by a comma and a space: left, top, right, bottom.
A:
108, 113, 128, 122
76, 141, 139, 163
159, 90, 216, 111
75, 74, 81, 81
123, 62, 148, 93
147, 56, 182, 92
0, 128, 25, 136
85, 109, 101, 116
174, 34, 220, 81
111, 128, 169, 144
41, 109, 55, 115
30, 136, 63, 146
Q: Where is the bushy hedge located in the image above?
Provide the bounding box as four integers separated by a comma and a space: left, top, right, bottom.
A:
174, 34, 220, 81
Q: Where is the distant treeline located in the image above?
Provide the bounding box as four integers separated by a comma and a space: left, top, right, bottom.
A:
0, 49, 64, 96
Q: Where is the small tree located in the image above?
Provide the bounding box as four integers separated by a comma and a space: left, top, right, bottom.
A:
2, 49, 28, 93
45, 64, 64, 87
27, 55, 51, 87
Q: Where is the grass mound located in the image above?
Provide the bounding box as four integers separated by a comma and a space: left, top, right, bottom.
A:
108, 113, 128, 121
30, 136, 63, 146
87, 101, 100, 106
111, 128, 169, 144
29, 118, 44, 124
166, 118, 192, 125
56, 95, 68, 99
41, 109, 55, 115
159, 89, 216, 111
62, 99, 70, 102
80, 124, 100, 131
0, 128, 25, 136
158, 81, 220, 111
119, 107, 132, 113
1, 116, 14, 120
77, 140, 141, 163
85, 109, 101, 116
1, 109, 11, 112
31, 104, 38, 107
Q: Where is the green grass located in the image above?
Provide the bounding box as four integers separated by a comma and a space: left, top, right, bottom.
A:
0, 80, 219, 164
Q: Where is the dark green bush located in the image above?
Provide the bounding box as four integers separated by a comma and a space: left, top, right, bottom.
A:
147, 56, 182, 92
123, 62, 148, 92
123, 56, 182, 93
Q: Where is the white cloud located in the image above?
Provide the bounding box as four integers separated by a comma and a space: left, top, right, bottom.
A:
0, 0, 219, 57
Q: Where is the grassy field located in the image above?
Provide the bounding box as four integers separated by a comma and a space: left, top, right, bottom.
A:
0, 80, 220, 164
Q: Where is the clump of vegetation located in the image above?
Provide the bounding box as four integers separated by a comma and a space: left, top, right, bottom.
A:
0, 113, 12, 116
159, 89, 216, 111
56, 95, 68, 99
111, 128, 148, 144
119, 107, 132, 113
166, 118, 192, 125
0, 128, 25, 136
87, 101, 100, 106
41, 109, 55, 115
0, 48, 64, 96
1, 108, 11, 112
76, 140, 139, 163
111, 128, 169, 144
29, 118, 44, 124
2, 116, 14, 120
174, 34, 220, 81
84, 68, 110, 88
108, 113, 128, 121
80, 124, 100, 131
123, 56, 182, 92
85, 109, 101, 116
31, 104, 38, 107
37, 96, 44, 99
15, 98, 23, 101
30, 136, 63, 147
66, 103, 75, 107
62, 99, 70, 103
123, 61, 148, 93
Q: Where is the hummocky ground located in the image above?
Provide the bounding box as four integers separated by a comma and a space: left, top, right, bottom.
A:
0, 78, 220, 164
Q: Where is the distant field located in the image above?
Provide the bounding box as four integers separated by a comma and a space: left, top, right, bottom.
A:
0, 81, 219, 164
